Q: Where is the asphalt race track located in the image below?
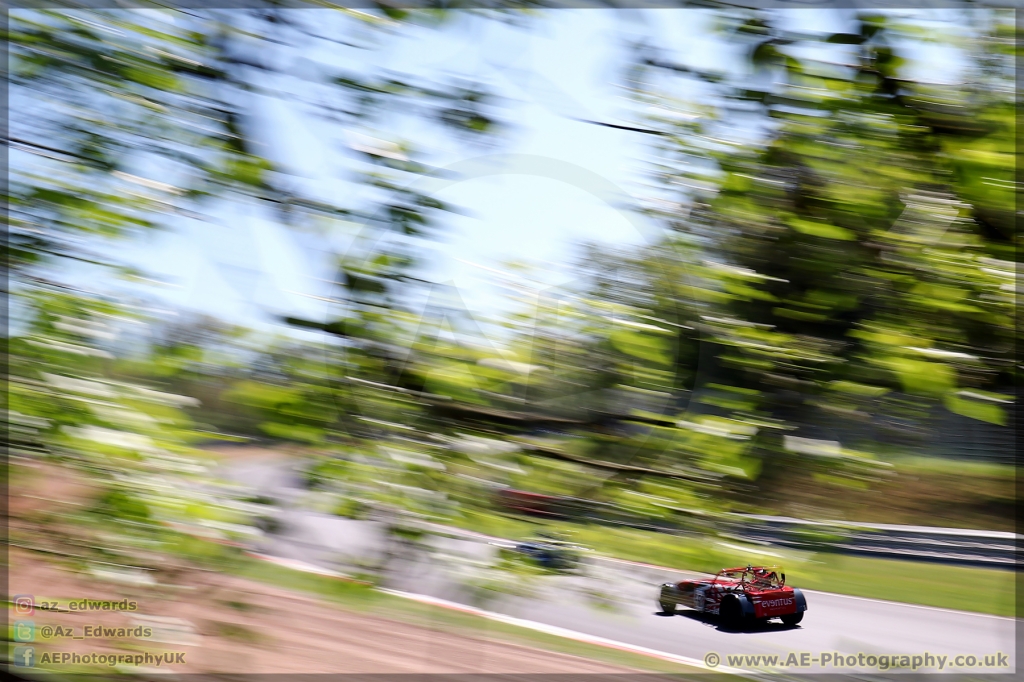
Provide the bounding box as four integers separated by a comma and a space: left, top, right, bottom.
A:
219, 457, 1017, 675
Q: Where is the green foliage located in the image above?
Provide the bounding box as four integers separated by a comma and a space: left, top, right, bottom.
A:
95, 488, 151, 523
614, 8, 1017, 497
944, 393, 1006, 426
8, 6, 1016, 569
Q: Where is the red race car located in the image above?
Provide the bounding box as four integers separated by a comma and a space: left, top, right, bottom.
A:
658, 565, 807, 629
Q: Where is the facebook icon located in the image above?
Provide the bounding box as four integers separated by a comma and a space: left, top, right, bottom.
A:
13, 646, 36, 667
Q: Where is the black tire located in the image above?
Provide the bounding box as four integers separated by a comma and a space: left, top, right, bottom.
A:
659, 601, 676, 615
781, 612, 804, 627
719, 596, 745, 631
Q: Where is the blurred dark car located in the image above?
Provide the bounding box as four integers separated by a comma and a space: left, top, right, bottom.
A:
513, 533, 585, 571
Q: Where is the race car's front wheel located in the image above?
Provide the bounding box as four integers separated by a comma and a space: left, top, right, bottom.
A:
781, 612, 804, 627
659, 601, 676, 615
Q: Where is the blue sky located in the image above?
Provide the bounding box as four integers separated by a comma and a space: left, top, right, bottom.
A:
108, 7, 967, 344
119, 9, 703, 336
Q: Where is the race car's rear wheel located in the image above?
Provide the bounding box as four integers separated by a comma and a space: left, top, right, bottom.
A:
659, 601, 676, 615
719, 596, 744, 631
781, 612, 804, 627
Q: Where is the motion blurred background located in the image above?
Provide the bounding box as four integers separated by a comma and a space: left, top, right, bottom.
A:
6, 0, 1018, 675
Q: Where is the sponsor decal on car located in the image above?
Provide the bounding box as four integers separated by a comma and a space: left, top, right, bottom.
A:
760, 597, 793, 608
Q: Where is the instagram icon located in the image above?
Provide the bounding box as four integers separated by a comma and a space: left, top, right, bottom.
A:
13, 595, 35, 615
